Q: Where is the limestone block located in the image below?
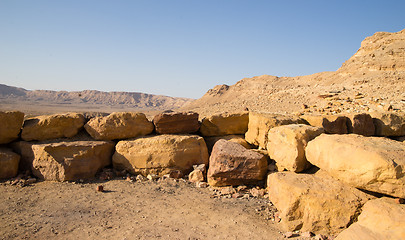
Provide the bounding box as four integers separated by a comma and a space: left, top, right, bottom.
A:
22, 113, 85, 141
113, 134, 208, 177
267, 124, 324, 172
0, 111, 24, 144
84, 112, 154, 140
306, 134, 405, 198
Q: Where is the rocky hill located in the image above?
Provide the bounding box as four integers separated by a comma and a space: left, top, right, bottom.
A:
0, 84, 193, 115
183, 29, 405, 117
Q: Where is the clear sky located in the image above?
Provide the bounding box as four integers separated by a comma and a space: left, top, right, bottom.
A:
1, 1, 404, 99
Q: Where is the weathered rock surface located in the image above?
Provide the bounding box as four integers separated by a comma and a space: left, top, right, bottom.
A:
306, 134, 405, 198
188, 169, 204, 183
370, 112, 405, 136
153, 111, 200, 134
267, 124, 324, 172
199, 112, 249, 137
245, 112, 305, 149
21, 113, 85, 141
336, 197, 405, 240
113, 134, 209, 177
84, 112, 154, 140
345, 113, 375, 136
0, 148, 20, 179
207, 139, 267, 187
204, 135, 252, 153
301, 114, 348, 134
18, 141, 114, 181
0, 111, 24, 144
267, 172, 370, 235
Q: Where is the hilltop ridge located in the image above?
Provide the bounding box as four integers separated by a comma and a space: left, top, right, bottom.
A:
182, 29, 405, 117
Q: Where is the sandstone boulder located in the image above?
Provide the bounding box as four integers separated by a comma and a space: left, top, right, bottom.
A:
336, 197, 405, 240
188, 169, 204, 183
204, 135, 252, 153
84, 112, 154, 140
0, 148, 20, 179
267, 124, 324, 172
301, 114, 348, 134
199, 112, 248, 137
207, 139, 268, 187
0, 111, 24, 144
267, 172, 370, 236
153, 111, 200, 134
113, 134, 208, 177
345, 113, 375, 136
245, 112, 305, 149
18, 141, 114, 181
21, 113, 85, 141
370, 112, 405, 136
306, 134, 405, 198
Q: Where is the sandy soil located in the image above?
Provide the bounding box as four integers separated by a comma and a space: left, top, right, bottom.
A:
0, 178, 287, 240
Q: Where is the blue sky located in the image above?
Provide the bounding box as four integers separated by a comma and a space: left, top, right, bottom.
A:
1, 1, 404, 98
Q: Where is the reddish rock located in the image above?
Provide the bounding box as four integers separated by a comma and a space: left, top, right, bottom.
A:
207, 139, 268, 187
153, 111, 200, 134
97, 185, 104, 192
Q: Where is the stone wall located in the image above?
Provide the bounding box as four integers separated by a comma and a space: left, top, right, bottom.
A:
1, 110, 404, 238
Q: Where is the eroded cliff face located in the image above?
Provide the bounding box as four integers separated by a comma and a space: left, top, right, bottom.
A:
183, 29, 405, 117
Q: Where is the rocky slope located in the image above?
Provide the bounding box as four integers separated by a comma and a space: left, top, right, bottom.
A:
0, 84, 193, 114
183, 29, 405, 117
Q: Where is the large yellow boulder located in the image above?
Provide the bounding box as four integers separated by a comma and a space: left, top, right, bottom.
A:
336, 197, 405, 240
113, 134, 208, 177
21, 113, 85, 141
267, 124, 324, 172
0, 111, 24, 144
301, 114, 348, 134
199, 112, 249, 137
306, 134, 405, 198
18, 140, 114, 181
267, 171, 370, 236
245, 112, 305, 149
84, 112, 154, 140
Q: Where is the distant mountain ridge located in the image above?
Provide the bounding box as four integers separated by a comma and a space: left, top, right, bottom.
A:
0, 84, 194, 110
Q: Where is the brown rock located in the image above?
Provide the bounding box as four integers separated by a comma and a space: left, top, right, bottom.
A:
335, 197, 405, 240
18, 141, 114, 181
0, 148, 20, 179
370, 112, 405, 136
204, 135, 252, 153
245, 112, 305, 149
267, 172, 370, 236
189, 169, 204, 183
21, 113, 85, 141
84, 112, 154, 140
207, 139, 268, 187
267, 124, 324, 172
345, 113, 375, 136
199, 112, 249, 137
153, 111, 200, 134
0, 111, 24, 144
97, 185, 104, 192
306, 134, 405, 198
113, 134, 209, 177
301, 114, 348, 134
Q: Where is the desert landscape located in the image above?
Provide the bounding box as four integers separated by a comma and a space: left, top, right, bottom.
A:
1, 29, 405, 240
